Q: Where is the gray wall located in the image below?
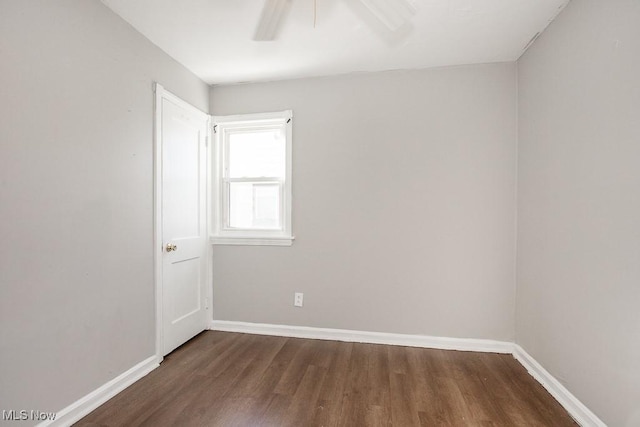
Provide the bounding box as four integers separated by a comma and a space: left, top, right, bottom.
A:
517, 0, 640, 425
0, 0, 209, 419
210, 63, 517, 341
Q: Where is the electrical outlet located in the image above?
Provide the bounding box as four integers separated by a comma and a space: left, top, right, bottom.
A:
294, 292, 303, 307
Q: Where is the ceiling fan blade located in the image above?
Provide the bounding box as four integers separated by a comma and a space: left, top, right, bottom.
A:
359, 0, 416, 32
253, 0, 293, 41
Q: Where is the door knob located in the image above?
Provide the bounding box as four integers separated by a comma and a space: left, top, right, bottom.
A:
165, 243, 177, 252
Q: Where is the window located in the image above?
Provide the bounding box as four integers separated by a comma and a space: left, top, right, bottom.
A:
211, 110, 293, 246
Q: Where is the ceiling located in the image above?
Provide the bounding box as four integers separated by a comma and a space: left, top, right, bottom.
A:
101, 0, 569, 85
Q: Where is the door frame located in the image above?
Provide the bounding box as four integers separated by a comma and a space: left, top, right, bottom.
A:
153, 83, 213, 362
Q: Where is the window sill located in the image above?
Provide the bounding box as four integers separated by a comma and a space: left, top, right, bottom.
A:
209, 236, 294, 246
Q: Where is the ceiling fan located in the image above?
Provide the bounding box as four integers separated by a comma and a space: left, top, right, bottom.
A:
254, 0, 417, 41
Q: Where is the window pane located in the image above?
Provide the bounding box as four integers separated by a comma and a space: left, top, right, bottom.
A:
228, 182, 253, 229
228, 129, 285, 178
229, 182, 281, 229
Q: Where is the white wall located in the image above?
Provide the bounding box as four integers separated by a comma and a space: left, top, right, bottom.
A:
210, 63, 517, 341
517, 0, 640, 425
0, 0, 209, 420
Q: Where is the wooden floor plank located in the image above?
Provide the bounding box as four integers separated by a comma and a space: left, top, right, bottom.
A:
224, 335, 287, 398
312, 341, 353, 426
389, 371, 422, 426
366, 344, 391, 408
76, 331, 577, 427
337, 343, 371, 426
282, 365, 328, 426
272, 338, 316, 396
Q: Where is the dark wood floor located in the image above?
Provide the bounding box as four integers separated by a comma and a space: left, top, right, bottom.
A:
77, 331, 576, 426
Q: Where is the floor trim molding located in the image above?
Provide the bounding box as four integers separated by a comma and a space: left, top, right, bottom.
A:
40, 323, 605, 427
211, 320, 606, 427
38, 355, 160, 427
210, 320, 514, 354
513, 345, 606, 427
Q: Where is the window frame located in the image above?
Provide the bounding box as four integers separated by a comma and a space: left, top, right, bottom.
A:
211, 110, 293, 246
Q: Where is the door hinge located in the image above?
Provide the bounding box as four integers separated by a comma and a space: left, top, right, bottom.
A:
205, 297, 209, 309
213, 124, 218, 134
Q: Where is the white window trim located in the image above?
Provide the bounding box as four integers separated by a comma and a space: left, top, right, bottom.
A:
211, 110, 294, 246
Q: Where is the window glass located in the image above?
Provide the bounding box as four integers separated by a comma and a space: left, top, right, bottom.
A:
229, 182, 281, 229
228, 130, 285, 178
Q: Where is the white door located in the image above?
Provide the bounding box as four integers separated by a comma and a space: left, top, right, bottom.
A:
157, 86, 209, 356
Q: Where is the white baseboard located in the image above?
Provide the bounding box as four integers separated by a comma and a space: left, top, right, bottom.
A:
513, 345, 606, 427
211, 320, 606, 427
38, 355, 160, 427
37, 323, 603, 427
210, 320, 514, 354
